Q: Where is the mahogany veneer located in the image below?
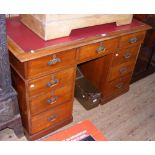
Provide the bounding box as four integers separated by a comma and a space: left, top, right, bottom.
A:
6, 17, 151, 140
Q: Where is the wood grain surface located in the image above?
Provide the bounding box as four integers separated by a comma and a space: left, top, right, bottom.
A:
0, 72, 155, 140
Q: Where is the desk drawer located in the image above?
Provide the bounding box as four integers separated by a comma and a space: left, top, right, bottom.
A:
27, 49, 76, 78
31, 102, 72, 134
108, 61, 135, 81
79, 38, 118, 62
119, 31, 145, 48
30, 84, 73, 115
28, 67, 75, 97
112, 45, 140, 66
103, 74, 131, 97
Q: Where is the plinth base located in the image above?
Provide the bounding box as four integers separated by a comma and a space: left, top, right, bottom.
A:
0, 114, 24, 138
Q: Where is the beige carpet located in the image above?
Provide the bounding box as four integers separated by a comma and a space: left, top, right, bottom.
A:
0, 73, 155, 141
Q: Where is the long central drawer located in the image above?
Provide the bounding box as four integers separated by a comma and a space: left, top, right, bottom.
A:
78, 38, 118, 62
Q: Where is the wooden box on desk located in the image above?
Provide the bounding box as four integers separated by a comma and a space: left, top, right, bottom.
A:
20, 14, 133, 40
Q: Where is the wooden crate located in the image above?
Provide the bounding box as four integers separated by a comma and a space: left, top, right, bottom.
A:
20, 14, 133, 40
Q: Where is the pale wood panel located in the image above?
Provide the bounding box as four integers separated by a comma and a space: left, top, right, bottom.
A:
20, 14, 133, 40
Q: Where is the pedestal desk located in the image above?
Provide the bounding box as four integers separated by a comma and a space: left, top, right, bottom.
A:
6, 17, 150, 140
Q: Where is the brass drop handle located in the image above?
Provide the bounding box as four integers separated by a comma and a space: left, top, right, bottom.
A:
47, 96, 58, 104
48, 57, 61, 66
124, 51, 131, 59
48, 114, 57, 122
96, 45, 106, 53
128, 37, 137, 44
115, 82, 124, 89
119, 67, 128, 74
47, 79, 59, 87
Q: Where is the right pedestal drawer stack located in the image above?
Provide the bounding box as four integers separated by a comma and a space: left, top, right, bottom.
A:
102, 31, 146, 102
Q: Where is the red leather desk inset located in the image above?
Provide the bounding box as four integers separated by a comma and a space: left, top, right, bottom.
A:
6, 17, 145, 53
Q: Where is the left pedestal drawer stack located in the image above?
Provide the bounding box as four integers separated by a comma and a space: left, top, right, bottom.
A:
9, 49, 76, 140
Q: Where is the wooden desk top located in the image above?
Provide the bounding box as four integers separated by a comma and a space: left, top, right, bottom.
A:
6, 17, 151, 62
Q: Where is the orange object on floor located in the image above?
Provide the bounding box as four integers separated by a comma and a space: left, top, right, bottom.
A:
43, 120, 107, 141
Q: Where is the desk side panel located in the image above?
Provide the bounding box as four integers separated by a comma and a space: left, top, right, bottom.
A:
9, 52, 27, 79
11, 69, 31, 133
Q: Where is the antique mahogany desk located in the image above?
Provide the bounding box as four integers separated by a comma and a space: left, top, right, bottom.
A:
6, 17, 150, 140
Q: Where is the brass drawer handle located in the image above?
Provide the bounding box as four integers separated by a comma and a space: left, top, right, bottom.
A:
47, 79, 59, 87
48, 114, 57, 122
47, 96, 58, 104
48, 57, 61, 66
128, 37, 137, 44
124, 51, 131, 59
119, 67, 128, 74
96, 46, 106, 54
115, 82, 124, 89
